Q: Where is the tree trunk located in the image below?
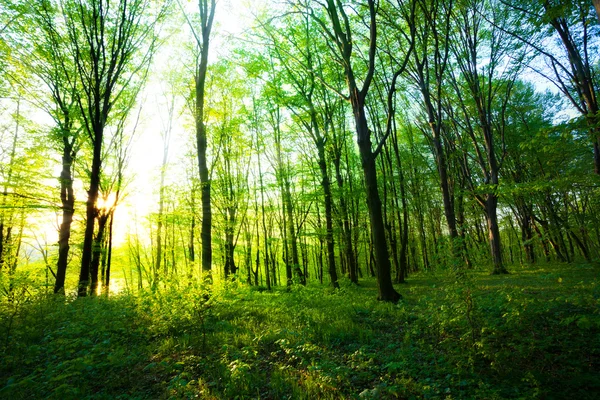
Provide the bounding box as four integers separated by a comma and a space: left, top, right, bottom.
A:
54, 133, 76, 294
224, 208, 237, 278
195, 0, 216, 277
104, 212, 114, 292
283, 178, 305, 285
257, 138, 271, 290
316, 139, 339, 288
333, 147, 357, 284
90, 213, 109, 295
197, 124, 212, 277
354, 99, 400, 302
486, 194, 508, 274
522, 213, 535, 264
155, 138, 168, 285
390, 126, 409, 282
78, 140, 102, 297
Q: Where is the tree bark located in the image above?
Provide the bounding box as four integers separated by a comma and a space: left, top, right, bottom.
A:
90, 212, 109, 295
78, 140, 102, 297
54, 137, 75, 294
355, 99, 400, 301
486, 193, 507, 274
195, 0, 216, 277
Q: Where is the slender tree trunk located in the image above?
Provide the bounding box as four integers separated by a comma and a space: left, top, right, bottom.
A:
397, 159, 410, 282
189, 192, 196, 265
318, 0, 399, 302
155, 137, 168, 285
224, 208, 237, 277
316, 140, 338, 288
381, 147, 402, 283
333, 149, 357, 284
257, 138, 270, 290
245, 229, 252, 285
90, 214, 109, 295
486, 193, 507, 274
456, 188, 472, 268
195, 0, 216, 277
8, 213, 24, 301
389, 126, 409, 282
354, 101, 400, 301
78, 140, 102, 297
522, 212, 535, 264
104, 212, 114, 292
54, 132, 76, 294
284, 178, 305, 284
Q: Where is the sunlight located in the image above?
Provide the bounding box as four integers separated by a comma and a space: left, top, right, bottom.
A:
108, 278, 125, 295
97, 192, 118, 211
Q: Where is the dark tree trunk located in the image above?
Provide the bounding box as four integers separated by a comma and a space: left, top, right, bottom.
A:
245, 230, 252, 285
257, 137, 271, 290
0, 223, 4, 271
486, 194, 507, 274
389, 127, 409, 282
195, 0, 216, 277
283, 180, 304, 285
189, 213, 195, 263
104, 212, 114, 292
521, 213, 535, 264
224, 208, 237, 278
316, 0, 400, 301
381, 146, 402, 284
397, 162, 410, 282
316, 139, 338, 288
456, 188, 472, 268
354, 101, 400, 301
54, 135, 76, 294
78, 141, 102, 297
90, 213, 109, 295
333, 147, 357, 284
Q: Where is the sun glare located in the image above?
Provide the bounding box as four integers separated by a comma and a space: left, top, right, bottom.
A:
97, 192, 118, 211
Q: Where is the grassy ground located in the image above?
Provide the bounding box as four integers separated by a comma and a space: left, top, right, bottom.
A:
0, 263, 599, 399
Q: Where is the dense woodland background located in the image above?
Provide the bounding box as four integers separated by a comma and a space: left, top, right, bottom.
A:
0, 0, 599, 398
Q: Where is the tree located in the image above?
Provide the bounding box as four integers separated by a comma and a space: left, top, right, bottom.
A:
181, 0, 216, 277
446, 0, 520, 274
14, 0, 82, 294
502, 0, 600, 174
60, 0, 163, 296
391, 0, 462, 260
262, 9, 340, 288
208, 61, 251, 280
310, 0, 401, 301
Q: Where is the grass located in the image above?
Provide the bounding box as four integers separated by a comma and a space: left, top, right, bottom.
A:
0, 262, 599, 399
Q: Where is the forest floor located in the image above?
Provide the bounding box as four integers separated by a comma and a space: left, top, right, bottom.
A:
0, 263, 599, 399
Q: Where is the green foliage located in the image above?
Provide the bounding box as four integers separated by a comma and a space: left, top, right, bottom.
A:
1, 264, 599, 399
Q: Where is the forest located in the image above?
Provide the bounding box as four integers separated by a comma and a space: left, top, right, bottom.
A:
0, 0, 599, 398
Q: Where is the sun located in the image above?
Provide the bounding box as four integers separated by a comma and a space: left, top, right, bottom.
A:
97, 192, 118, 211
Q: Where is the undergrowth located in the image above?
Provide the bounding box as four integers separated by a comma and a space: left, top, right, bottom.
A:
0, 263, 598, 399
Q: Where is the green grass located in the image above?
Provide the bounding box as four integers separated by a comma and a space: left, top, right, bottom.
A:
1, 263, 599, 399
